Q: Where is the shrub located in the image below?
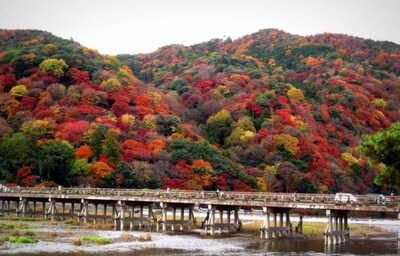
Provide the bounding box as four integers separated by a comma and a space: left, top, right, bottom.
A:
82, 236, 112, 244
72, 236, 82, 246
137, 233, 152, 242
8, 236, 37, 243
8, 236, 18, 243
120, 231, 133, 241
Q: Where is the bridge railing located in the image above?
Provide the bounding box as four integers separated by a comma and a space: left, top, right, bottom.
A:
0, 187, 398, 206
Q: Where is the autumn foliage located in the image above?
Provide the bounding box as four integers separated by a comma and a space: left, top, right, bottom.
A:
0, 29, 399, 194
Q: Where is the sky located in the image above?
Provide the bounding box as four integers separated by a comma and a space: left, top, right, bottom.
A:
0, 0, 399, 55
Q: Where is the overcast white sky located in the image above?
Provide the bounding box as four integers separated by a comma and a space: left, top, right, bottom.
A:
0, 0, 399, 55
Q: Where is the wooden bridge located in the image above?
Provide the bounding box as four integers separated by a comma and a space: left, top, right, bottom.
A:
0, 187, 399, 245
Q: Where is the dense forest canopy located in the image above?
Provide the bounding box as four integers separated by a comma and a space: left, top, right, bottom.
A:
0, 29, 399, 193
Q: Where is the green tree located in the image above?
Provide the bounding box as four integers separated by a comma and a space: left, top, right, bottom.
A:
203, 109, 233, 146
102, 129, 120, 162
103, 161, 146, 188
0, 133, 34, 181
358, 122, 400, 189
37, 140, 75, 185
84, 124, 106, 159
70, 159, 91, 176
39, 58, 68, 77
171, 138, 233, 176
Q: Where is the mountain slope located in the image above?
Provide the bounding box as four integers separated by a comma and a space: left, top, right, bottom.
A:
0, 29, 399, 193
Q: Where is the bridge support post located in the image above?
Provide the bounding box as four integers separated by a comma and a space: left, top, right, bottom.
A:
171, 207, 176, 231
42, 201, 46, 218
70, 202, 75, 218
295, 214, 303, 234
129, 206, 134, 230
159, 203, 167, 231
48, 199, 56, 221
139, 205, 144, 229
180, 207, 184, 231
93, 204, 98, 224
18, 198, 28, 217
112, 204, 117, 230
162, 204, 167, 231
111, 201, 130, 230
32, 201, 36, 217
209, 205, 215, 235
324, 210, 349, 245
260, 207, 291, 239
219, 210, 223, 233
204, 205, 215, 235
0, 200, 3, 216
6, 200, 11, 216
120, 205, 125, 230
103, 204, 107, 224
79, 199, 88, 224
149, 205, 155, 228
16, 200, 20, 217
61, 202, 65, 221
286, 212, 291, 235
189, 207, 194, 230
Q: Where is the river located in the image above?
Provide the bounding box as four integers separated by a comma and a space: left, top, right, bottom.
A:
1, 218, 399, 255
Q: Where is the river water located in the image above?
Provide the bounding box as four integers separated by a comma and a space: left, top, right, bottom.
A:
1, 219, 399, 256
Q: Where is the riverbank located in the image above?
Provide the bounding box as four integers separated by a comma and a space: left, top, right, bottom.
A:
0, 216, 398, 255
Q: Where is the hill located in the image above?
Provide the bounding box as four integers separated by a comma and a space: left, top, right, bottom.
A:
0, 29, 399, 193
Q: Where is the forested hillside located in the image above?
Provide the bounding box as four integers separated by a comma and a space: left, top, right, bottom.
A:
0, 29, 399, 193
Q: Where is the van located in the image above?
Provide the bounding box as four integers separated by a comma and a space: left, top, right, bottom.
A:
366, 194, 386, 204
334, 193, 357, 203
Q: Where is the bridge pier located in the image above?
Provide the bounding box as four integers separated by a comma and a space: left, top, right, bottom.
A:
77, 199, 89, 223
112, 202, 155, 231
103, 204, 107, 224
2, 200, 11, 216
204, 205, 240, 235
46, 199, 56, 221
41, 201, 46, 218
157, 203, 195, 232
324, 210, 349, 245
260, 207, 292, 239
17, 198, 29, 217
112, 201, 125, 230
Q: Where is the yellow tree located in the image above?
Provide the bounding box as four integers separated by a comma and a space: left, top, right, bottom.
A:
39, 58, 68, 77
287, 87, 305, 100
273, 133, 299, 155
10, 85, 28, 98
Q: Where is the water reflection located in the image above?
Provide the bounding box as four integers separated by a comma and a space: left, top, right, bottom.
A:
249, 237, 399, 255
